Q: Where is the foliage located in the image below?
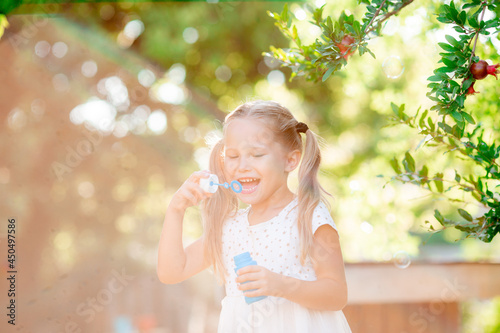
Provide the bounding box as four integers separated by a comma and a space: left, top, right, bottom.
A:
266, 0, 500, 243
264, 0, 414, 82
0, 14, 8, 39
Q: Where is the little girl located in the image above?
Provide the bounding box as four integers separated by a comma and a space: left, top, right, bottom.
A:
157, 100, 352, 332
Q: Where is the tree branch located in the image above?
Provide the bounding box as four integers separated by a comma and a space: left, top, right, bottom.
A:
469, 1, 488, 62
365, 0, 415, 35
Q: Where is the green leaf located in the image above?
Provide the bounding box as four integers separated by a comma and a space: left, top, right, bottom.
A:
366, 48, 376, 59
398, 104, 406, 119
456, 94, 466, 108
458, 208, 473, 222
434, 209, 445, 225
322, 67, 335, 82
419, 165, 428, 184
451, 110, 463, 122
419, 109, 428, 128
438, 122, 453, 135
462, 77, 474, 90
345, 23, 356, 35
459, 11, 467, 25
403, 151, 416, 173
390, 157, 402, 174
428, 75, 444, 82
462, 112, 475, 124
441, 57, 457, 68
435, 66, 455, 73
281, 3, 290, 26
438, 42, 456, 52
455, 224, 477, 233
434, 172, 444, 192
427, 117, 435, 131
437, 15, 453, 24
391, 102, 399, 117
469, 16, 479, 28
292, 25, 298, 40
445, 35, 460, 48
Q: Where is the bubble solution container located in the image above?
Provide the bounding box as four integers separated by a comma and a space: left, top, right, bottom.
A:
233, 251, 267, 304
199, 174, 219, 193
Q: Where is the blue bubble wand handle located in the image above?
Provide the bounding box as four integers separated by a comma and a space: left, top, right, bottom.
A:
199, 174, 242, 193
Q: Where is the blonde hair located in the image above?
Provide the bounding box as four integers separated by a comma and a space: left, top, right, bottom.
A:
201, 100, 331, 284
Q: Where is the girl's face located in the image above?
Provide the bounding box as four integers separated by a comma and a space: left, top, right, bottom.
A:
223, 117, 298, 205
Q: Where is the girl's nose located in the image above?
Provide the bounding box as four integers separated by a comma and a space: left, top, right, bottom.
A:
237, 156, 251, 172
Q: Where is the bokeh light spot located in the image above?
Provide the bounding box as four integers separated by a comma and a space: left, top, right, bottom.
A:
138, 69, 156, 87
54, 231, 72, 250
52, 41, 68, 58
267, 70, 285, 86
35, 40, 50, 58
78, 181, 95, 198
81, 60, 98, 78
167, 63, 186, 84
215, 65, 232, 82
360, 221, 374, 234
124, 19, 144, 40
183, 27, 199, 44
156, 83, 185, 105
147, 110, 167, 134
115, 215, 136, 234
52, 73, 70, 92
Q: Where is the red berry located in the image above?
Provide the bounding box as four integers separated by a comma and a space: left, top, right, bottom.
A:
336, 35, 355, 59
470, 60, 500, 80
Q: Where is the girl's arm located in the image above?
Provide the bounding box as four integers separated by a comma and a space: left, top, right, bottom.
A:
279, 224, 348, 310
157, 171, 213, 284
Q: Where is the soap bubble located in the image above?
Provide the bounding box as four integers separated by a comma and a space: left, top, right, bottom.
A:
382, 55, 405, 79
393, 250, 411, 269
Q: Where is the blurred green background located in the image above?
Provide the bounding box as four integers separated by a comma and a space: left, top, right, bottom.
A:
1, 0, 499, 332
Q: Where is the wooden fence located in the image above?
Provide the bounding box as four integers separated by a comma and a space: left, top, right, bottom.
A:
342, 262, 500, 333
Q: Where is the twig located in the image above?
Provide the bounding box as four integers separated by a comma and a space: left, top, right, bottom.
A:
365, 0, 415, 35
469, 2, 488, 64
364, 0, 387, 35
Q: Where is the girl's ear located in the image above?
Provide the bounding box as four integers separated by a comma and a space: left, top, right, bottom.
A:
284, 149, 301, 172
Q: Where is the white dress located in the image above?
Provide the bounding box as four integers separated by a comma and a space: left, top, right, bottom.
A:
217, 196, 352, 333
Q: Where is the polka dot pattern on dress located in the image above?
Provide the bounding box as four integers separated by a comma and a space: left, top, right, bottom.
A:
220, 196, 337, 296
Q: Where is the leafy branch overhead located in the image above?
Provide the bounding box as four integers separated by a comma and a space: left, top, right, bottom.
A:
267, 0, 500, 243
387, 0, 499, 243
264, 0, 414, 82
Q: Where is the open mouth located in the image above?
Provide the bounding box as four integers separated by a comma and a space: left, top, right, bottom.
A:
238, 178, 260, 194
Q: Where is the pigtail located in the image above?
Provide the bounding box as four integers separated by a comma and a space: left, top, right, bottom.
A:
297, 128, 332, 266
201, 139, 238, 285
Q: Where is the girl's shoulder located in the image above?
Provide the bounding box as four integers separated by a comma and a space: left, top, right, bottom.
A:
311, 199, 338, 234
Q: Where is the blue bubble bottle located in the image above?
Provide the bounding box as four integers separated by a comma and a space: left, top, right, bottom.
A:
233, 252, 267, 304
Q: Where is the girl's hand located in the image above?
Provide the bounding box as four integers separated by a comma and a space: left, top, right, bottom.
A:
236, 265, 293, 298
169, 170, 214, 213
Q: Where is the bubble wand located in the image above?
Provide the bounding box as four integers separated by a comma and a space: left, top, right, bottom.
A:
200, 174, 242, 193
